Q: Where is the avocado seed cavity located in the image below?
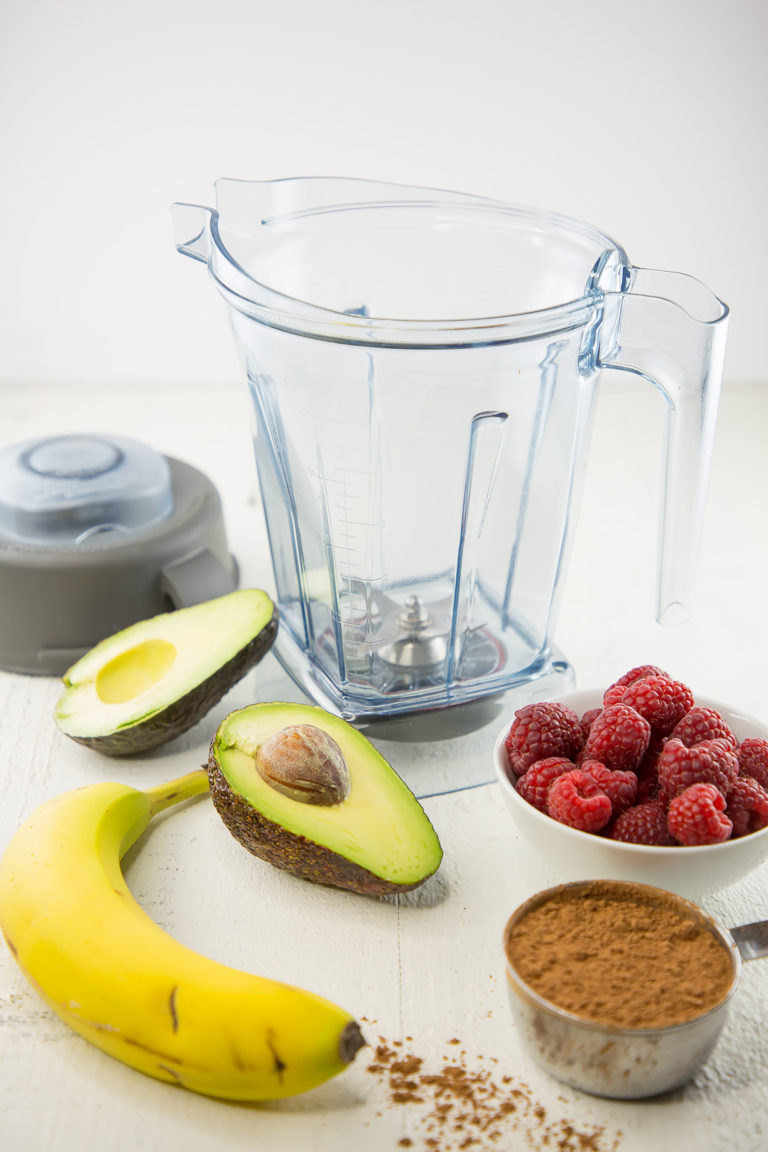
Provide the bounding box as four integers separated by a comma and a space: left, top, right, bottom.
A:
255, 724, 351, 806
95, 639, 177, 704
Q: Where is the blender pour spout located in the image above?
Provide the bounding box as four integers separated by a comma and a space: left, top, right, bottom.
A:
171, 203, 213, 263
596, 268, 729, 625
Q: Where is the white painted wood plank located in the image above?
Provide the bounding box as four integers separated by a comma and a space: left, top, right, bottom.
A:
2, 380, 768, 1151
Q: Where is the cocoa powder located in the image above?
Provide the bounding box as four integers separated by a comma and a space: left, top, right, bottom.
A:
364, 1033, 621, 1150
504, 880, 735, 1029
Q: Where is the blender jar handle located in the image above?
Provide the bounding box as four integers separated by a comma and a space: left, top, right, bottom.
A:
597, 268, 729, 625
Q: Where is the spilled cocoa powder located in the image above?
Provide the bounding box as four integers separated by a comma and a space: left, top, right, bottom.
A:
504, 880, 735, 1029
364, 1033, 621, 1150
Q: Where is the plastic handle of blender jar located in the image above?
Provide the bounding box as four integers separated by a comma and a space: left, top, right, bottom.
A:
170, 203, 213, 263
596, 267, 729, 625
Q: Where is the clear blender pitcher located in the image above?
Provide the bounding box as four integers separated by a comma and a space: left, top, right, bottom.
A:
172, 178, 728, 722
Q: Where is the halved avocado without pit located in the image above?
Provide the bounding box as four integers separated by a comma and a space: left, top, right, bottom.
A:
208, 702, 443, 896
54, 589, 277, 756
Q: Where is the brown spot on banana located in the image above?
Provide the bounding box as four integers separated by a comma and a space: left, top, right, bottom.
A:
157, 1063, 184, 1086
266, 1030, 286, 1081
123, 1035, 184, 1065
169, 986, 179, 1032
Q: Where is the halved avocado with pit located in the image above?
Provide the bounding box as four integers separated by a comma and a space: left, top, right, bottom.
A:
54, 589, 277, 756
208, 702, 443, 896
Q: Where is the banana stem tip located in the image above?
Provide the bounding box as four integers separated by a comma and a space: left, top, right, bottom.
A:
144, 768, 210, 817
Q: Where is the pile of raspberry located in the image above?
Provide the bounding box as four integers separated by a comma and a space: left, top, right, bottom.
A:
504, 665, 768, 846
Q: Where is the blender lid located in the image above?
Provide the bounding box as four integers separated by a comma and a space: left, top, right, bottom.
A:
0, 434, 239, 675
0, 433, 173, 545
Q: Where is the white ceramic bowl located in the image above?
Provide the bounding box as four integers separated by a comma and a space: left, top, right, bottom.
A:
493, 690, 768, 899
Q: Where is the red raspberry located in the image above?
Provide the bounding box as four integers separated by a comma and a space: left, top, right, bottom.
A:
516, 757, 574, 812
636, 767, 661, 803
610, 800, 673, 845
637, 734, 665, 777
580, 759, 638, 817
603, 665, 667, 708
633, 735, 666, 802
667, 783, 733, 846
738, 738, 768, 789
504, 702, 584, 776
669, 706, 737, 748
547, 769, 612, 833
583, 703, 651, 773
725, 777, 768, 837
579, 707, 602, 741
619, 675, 695, 738
657, 737, 740, 802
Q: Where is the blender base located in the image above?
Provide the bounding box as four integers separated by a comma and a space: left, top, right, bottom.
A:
270, 637, 576, 797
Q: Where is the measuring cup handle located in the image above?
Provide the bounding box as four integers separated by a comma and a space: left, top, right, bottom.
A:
729, 920, 768, 962
597, 268, 729, 625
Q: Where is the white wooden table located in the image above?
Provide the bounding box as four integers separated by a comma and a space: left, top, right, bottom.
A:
1, 378, 767, 1152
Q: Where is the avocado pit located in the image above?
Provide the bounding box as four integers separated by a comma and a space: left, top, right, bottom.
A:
255, 724, 350, 806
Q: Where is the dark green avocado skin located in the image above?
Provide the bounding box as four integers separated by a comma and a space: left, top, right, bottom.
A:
207, 754, 438, 897
68, 609, 278, 757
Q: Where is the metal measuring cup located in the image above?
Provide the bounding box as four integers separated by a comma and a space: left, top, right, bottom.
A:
503, 880, 768, 1099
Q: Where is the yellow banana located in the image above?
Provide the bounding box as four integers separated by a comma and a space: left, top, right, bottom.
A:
0, 770, 365, 1100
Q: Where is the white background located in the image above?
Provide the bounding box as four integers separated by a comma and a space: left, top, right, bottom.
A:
0, 0, 766, 388
3, 9, 768, 1147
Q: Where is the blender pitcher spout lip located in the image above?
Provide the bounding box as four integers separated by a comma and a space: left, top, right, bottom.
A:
171, 203, 213, 263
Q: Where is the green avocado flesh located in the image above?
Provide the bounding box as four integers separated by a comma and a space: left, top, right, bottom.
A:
54, 590, 277, 756
208, 703, 443, 896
